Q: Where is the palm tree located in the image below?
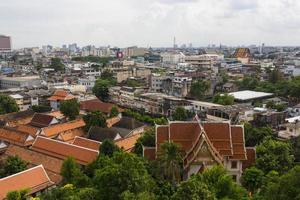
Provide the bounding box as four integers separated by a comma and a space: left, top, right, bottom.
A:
157, 141, 183, 184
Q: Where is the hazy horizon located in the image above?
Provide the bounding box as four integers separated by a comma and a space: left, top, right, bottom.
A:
2, 0, 300, 48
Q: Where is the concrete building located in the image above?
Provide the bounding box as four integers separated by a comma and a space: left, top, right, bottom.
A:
0, 35, 11, 52
0, 76, 42, 89
123, 46, 148, 57
161, 52, 185, 65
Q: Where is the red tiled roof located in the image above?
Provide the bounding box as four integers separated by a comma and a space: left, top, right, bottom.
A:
72, 136, 100, 151
47, 90, 75, 101
15, 124, 40, 137
143, 147, 156, 160
230, 126, 247, 160
203, 122, 233, 156
41, 119, 85, 138
5, 145, 63, 184
31, 136, 98, 165
80, 98, 124, 114
0, 127, 34, 146
242, 147, 256, 171
156, 125, 169, 151
58, 129, 85, 143
0, 165, 54, 199
115, 133, 142, 152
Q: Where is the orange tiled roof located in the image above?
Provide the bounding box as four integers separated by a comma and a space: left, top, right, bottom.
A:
31, 136, 98, 165
230, 126, 247, 160
15, 124, 40, 137
41, 119, 85, 138
72, 136, 100, 151
0, 165, 54, 199
203, 122, 233, 156
233, 48, 251, 58
58, 129, 85, 143
46, 111, 64, 119
0, 127, 34, 146
80, 98, 124, 114
5, 145, 63, 183
115, 133, 142, 152
47, 90, 75, 101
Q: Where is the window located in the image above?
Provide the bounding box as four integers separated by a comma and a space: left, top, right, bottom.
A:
231, 161, 237, 169
232, 175, 237, 182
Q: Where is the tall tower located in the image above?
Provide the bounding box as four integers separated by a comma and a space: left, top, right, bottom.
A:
173, 37, 177, 49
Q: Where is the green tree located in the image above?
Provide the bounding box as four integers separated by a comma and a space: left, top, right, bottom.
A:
157, 142, 183, 184
99, 139, 120, 157
93, 152, 155, 200
0, 156, 28, 178
212, 93, 234, 105
59, 99, 79, 120
256, 138, 294, 174
244, 123, 273, 147
238, 76, 259, 90
190, 80, 210, 100
0, 94, 19, 114
50, 58, 65, 71
61, 157, 90, 187
260, 166, 300, 200
83, 111, 107, 131
92, 79, 111, 102
121, 191, 156, 200
172, 107, 188, 121
110, 106, 119, 117
6, 189, 29, 200
201, 165, 248, 200
133, 127, 155, 156
31, 105, 52, 113
172, 178, 216, 200
241, 167, 264, 194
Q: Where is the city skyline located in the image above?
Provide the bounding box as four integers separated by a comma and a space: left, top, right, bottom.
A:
2, 0, 300, 48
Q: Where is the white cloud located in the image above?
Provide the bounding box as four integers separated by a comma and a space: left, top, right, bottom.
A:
1, 0, 300, 48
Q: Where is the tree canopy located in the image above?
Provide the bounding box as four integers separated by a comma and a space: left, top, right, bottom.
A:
0, 94, 19, 114
189, 80, 210, 100
212, 93, 235, 105
50, 58, 65, 71
172, 107, 188, 121
83, 111, 107, 131
92, 79, 112, 102
60, 99, 80, 120
0, 156, 28, 178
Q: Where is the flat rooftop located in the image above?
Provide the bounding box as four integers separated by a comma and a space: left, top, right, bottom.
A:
0, 76, 41, 81
229, 90, 273, 101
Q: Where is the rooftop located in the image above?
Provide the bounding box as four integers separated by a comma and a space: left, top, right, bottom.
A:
229, 90, 273, 101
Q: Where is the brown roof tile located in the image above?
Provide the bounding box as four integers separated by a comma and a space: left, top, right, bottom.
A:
0, 165, 54, 199
203, 122, 233, 156
5, 145, 63, 183
0, 127, 34, 146
29, 113, 56, 128
230, 126, 247, 160
15, 124, 39, 137
143, 147, 156, 160
72, 136, 100, 151
47, 90, 75, 101
80, 98, 123, 114
115, 133, 142, 152
58, 129, 85, 143
41, 119, 85, 138
31, 136, 98, 165
242, 147, 256, 170
156, 125, 169, 150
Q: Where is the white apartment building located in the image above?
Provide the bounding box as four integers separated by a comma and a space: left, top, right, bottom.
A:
161, 52, 185, 65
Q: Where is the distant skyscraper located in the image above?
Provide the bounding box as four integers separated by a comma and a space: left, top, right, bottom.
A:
188, 43, 193, 49
173, 37, 178, 49
260, 43, 265, 54
0, 35, 11, 52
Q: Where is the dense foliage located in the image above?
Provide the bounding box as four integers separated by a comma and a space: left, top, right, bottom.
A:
71, 56, 111, 66
50, 58, 65, 71
212, 93, 234, 105
110, 106, 119, 117
60, 99, 80, 120
83, 111, 107, 131
0, 156, 28, 178
124, 109, 167, 125
31, 105, 52, 113
189, 80, 210, 100
0, 94, 19, 114
172, 107, 188, 121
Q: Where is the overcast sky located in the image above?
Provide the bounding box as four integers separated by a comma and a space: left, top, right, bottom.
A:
1, 0, 300, 48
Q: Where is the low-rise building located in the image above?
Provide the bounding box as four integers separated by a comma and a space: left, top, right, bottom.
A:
0, 76, 42, 89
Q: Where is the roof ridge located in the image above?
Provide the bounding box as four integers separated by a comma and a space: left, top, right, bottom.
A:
0, 164, 44, 181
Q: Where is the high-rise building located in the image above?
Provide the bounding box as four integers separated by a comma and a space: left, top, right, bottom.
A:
0, 35, 11, 52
